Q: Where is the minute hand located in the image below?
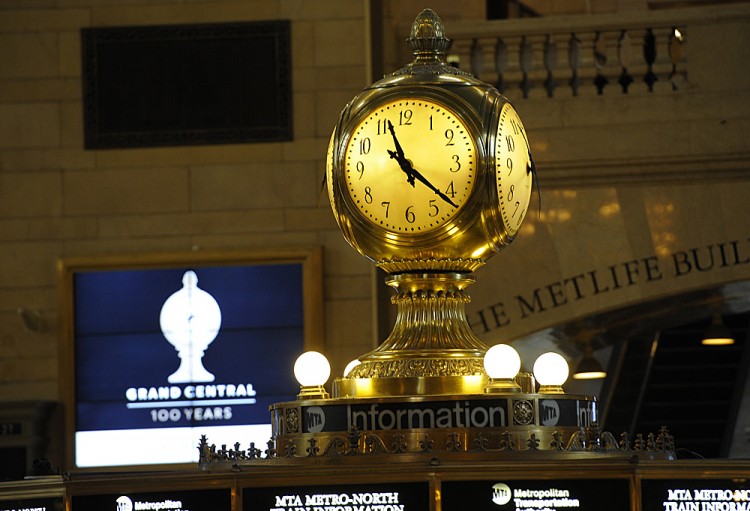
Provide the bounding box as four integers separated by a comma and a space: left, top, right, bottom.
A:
387, 149, 459, 209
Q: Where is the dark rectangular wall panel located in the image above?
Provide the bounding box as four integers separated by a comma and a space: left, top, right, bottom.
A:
82, 21, 292, 149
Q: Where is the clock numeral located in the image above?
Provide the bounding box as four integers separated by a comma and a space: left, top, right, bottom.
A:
511, 200, 521, 218
429, 115, 433, 130
405, 205, 416, 224
377, 119, 388, 135
507, 184, 515, 202
510, 117, 520, 135
444, 129, 455, 146
356, 161, 365, 179
506, 157, 513, 175
428, 199, 439, 217
359, 137, 371, 155
450, 154, 461, 173
444, 181, 456, 199
381, 201, 390, 218
399, 109, 413, 126
364, 186, 373, 204
506, 134, 516, 152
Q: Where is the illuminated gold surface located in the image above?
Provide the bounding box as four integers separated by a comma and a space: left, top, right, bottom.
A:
326, 11, 530, 273
334, 273, 489, 397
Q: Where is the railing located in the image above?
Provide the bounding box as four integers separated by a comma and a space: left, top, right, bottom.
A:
439, 4, 747, 99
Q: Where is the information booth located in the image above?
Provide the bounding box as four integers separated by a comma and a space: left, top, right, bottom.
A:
3, 458, 749, 511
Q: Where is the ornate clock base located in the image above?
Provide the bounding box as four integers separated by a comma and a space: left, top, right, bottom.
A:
334, 272, 491, 398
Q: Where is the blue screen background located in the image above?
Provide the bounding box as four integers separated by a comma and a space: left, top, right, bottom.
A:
74, 264, 304, 431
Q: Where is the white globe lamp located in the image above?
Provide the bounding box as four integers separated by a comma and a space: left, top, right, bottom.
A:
533, 352, 569, 394
483, 344, 522, 393
294, 351, 331, 399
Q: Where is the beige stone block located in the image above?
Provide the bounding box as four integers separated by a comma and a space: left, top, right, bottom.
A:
325, 274, 371, 300
190, 162, 318, 211
281, 0, 363, 20
291, 20, 314, 70
0, 104, 60, 148
0, 217, 98, 241
284, 205, 338, 231
0, 33, 59, 79
0, 241, 60, 287
98, 210, 286, 238
93, 143, 283, 168
64, 237, 194, 256
313, 19, 365, 67
534, 120, 691, 164
0, 148, 94, 171
63, 167, 189, 215
282, 136, 327, 162
0, 7, 89, 31
60, 101, 84, 148
690, 21, 750, 91
91, 2, 278, 26
58, 31, 81, 78
319, 229, 372, 276
0, 381, 57, 401
689, 117, 750, 156
0, 287, 58, 312
314, 65, 367, 91
315, 89, 362, 137
0, 172, 61, 217
324, 298, 373, 367
191, 231, 320, 251
293, 68, 316, 92
293, 91, 317, 139
0, 78, 79, 103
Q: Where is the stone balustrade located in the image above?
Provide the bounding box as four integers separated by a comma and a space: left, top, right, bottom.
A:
440, 4, 749, 100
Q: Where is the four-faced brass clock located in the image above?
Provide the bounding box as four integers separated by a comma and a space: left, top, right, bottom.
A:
344, 98, 476, 234
326, 8, 535, 275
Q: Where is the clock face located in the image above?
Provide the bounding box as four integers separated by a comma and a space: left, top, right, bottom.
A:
343, 98, 476, 233
496, 102, 534, 236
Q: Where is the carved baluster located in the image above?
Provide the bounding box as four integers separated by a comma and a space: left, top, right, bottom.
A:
593, 31, 608, 94
495, 37, 507, 92
470, 38, 484, 79
668, 27, 685, 90
643, 28, 658, 91
519, 35, 533, 98
543, 34, 557, 97
568, 33, 581, 96
617, 30, 634, 93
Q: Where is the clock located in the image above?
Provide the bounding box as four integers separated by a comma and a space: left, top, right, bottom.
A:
326, 8, 535, 276
495, 101, 534, 236
343, 97, 477, 234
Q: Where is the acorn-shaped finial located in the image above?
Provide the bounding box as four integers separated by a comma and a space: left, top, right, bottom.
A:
408, 8, 451, 53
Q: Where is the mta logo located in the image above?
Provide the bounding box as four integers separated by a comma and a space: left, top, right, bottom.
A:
305, 406, 325, 433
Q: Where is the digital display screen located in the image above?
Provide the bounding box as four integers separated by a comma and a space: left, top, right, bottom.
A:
441, 479, 630, 511
0, 497, 63, 511
72, 488, 230, 511
242, 482, 430, 511
69, 262, 307, 467
641, 478, 750, 511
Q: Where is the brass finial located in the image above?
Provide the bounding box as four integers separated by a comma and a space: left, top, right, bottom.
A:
391, 8, 469, 76
408, 8, 451, 53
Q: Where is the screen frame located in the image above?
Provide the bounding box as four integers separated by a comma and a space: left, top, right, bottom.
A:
58, 247, 324, 472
